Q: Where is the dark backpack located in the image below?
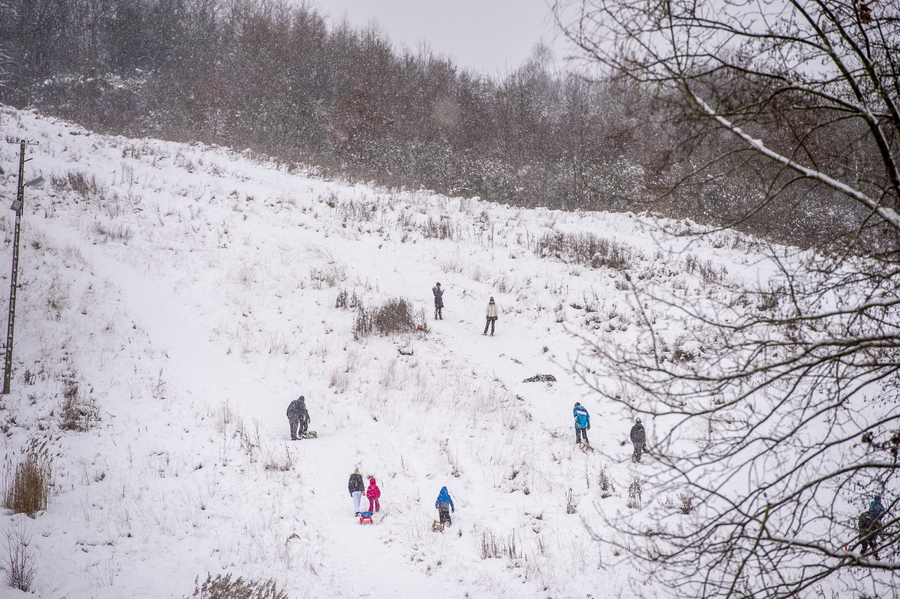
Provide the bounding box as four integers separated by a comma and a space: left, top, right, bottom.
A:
858, 511, 874, 533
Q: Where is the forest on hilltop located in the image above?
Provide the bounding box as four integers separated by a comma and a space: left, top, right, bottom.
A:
0, 0, 877, 249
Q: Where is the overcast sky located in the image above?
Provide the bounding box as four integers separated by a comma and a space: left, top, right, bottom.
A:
313, 0, 573, 75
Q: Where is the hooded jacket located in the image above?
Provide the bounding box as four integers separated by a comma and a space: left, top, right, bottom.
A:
366, 478, 381, 499
348, 472, 364, 495
286, 398, 309, 422
435, 486, 454, 510
573, 404, 590, 429
630, 422, 646, 444
869, 498, 886, 521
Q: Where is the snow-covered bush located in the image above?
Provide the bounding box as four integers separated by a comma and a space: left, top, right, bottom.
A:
352, 297, 422, 339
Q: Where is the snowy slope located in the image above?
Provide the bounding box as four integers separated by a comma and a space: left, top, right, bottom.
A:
0, 105, 784, 599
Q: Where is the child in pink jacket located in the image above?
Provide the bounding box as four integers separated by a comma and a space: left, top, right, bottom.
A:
366, 477, 381, 513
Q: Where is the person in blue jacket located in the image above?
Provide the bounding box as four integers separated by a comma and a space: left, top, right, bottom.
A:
869, 496, 886, 520
573, 402, 590, 445
435, 486, 455, 526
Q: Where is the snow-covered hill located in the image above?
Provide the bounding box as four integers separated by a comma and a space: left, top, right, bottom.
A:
0, 105, 784, 599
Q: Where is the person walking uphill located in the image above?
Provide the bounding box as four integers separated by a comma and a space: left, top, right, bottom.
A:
286, 396, 310, 441
858, 495, 887, 559
483, 297, 499, 336
858, 510, 882, 559
349, 468, 365, 516
573, 402, 590, 445
869, 495, 886, 521
433, 282, 444, 320
630, 417, 647, 463
435, 486, 455, 526
366, 477, 381, 513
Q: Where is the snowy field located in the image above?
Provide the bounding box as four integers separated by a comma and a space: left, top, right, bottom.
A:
0, 105, 877, 598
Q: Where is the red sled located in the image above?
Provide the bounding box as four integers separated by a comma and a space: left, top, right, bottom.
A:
359, 511, 374, 525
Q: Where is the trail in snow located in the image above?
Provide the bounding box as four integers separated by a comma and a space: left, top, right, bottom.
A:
42, 221, 473, 598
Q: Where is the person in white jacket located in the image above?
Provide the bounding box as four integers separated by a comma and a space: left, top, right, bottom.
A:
483, 297, 499, 336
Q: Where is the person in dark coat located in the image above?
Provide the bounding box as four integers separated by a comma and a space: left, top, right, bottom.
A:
432, 282, 444, 320
286, 396, 310, 441
859, 495, 886, 559
435, 486, 455, 526
630, 417, 646, 463
858, 510, 882, 559
483, 297, 499, 336
573, 402, 590, 445
348, 468, 365, 516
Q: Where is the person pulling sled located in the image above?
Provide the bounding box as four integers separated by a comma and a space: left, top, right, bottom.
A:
434, 486, 455, 530
858, 495, 886, 560
286, 396, 311, 441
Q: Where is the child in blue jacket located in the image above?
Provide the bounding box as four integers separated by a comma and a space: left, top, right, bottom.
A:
435, 486, 455, 526
573, 402, 590, 445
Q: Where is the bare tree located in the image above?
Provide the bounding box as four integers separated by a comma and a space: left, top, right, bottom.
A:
555, 1, 900, 598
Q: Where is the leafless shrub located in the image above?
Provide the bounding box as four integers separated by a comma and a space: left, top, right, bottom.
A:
421, 218, 454, 240
335, 289, 361, 309
756, 288, 781, 311
334, 197, 376, 223
353, 297, 421, 339
335, 289, 348, 308
263, 447, 294, 472
121, 142, 159, 160
92, 220, 134, 243
698, 260, 726, 284
235, 420, 261, 463
184, 573, 288, 599
480, 531, 520, 560
4, 522, 35, 592
4, 438, 52, 517
672, 347, 695, 363
439, 439, 462, 478
684, 253, 700, 274
627, 478, 643, 509
51, 170, 98, 198
671, 336, 696, 364
59, 378, 99, 431
309, 264, 346, 289
685, 254, 726, 284
493, 273, 511, 293
216, 400, 236, 434
535, 232, 638, 271
598, 466, 615, 497
679, 492, 694, 514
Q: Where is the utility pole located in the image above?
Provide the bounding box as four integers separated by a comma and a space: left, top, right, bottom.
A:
3, 139, 40, 395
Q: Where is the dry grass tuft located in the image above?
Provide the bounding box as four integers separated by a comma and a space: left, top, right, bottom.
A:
185, 572, 288, 599
4, 438, 52, 517
353, 297, 423, 339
